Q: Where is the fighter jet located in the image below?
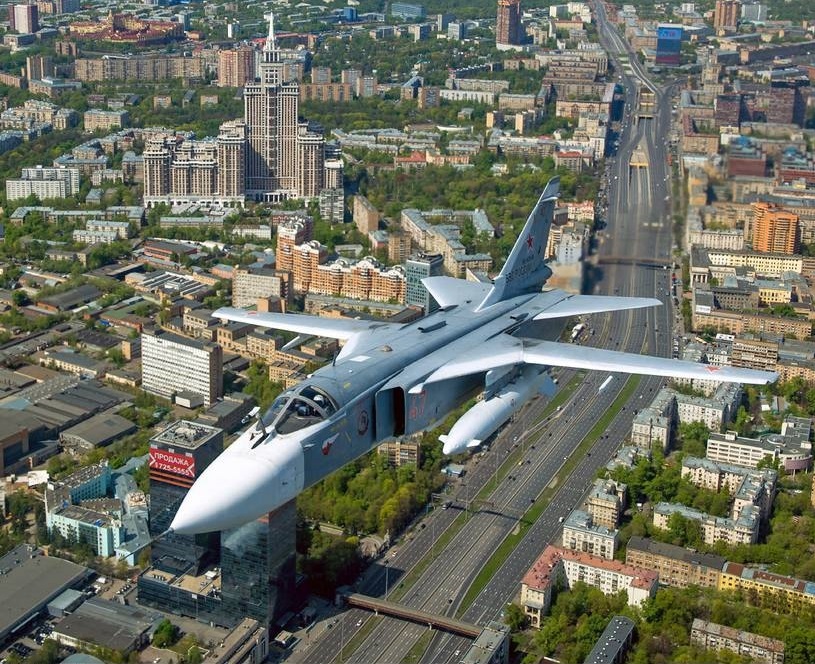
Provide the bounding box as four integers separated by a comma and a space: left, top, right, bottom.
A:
170, 178, 776, 534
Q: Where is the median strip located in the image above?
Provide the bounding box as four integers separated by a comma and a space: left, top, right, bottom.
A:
390, 371, 585, 602
456, 375, 642, 616
337, 615, 384, 662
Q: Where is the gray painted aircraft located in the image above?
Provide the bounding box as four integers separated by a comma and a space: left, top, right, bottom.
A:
170, 178, 776, 535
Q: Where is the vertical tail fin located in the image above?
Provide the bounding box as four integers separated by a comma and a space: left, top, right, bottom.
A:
477, 177, 560, 310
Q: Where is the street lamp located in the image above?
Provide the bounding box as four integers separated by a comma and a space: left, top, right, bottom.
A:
384, 560, 389, 596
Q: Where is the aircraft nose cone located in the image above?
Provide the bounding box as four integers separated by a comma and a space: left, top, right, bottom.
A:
170, 453, 277, 534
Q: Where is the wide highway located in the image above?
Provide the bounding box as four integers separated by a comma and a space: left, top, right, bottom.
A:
292, 6, 677, 663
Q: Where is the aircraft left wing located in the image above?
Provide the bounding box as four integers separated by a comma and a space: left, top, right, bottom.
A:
416, 336, 777, 388
213, 307, 399, 359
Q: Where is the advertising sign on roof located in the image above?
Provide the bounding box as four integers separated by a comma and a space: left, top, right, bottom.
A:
149, 447, 196, 478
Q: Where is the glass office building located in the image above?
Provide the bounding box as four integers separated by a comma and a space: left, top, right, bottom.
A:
656, 25, 683, 66
220, 500, 297, 630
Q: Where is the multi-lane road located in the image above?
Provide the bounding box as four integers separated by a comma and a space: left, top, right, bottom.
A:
289, 7, 678, 664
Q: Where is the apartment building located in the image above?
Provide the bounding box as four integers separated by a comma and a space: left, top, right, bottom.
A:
625, 536, 725, 589
681, 456, 776, 522
232, 267, 290, 308
751, 202, 799, 254
631, 387, 676, 452
706, 417, 812, 472
74, 55, 204, 82
6, 165, 80, 201
585, 479, 626, 529
653, 502, 759, 546
561, 509, 618, 560
49, 505, 124, 557
377, 440, 421, 468
719, 562, 815, 613
691, 619, 784, 664
84, 110, 129, 132
520, 546, 657, 627
353, 194, 380, 235
217, 47, 255, 88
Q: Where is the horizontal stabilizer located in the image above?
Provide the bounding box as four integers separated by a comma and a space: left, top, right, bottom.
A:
523, 341, 776, 385
213, 307, 399, 359
533, 295, 661, 320
421, 277, 491, 309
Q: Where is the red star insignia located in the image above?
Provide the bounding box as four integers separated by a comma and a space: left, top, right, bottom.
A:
526, 234, 534, 249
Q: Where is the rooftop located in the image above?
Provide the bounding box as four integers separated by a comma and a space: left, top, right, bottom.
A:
722, 562, 815, 596
0, 545, 91, 640
61, 413, 137, 447
150, 420, 223, 451
37, 284, 101, 311
692, 619, 784, 653
54, 597, 161, 653
627, 536, 726, 571
523, 546, 657, 592
583, 616, 636, 664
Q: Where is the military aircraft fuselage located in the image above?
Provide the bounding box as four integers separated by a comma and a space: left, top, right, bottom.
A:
286, 292, 539, 488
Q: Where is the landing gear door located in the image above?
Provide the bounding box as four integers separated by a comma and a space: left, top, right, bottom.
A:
374, 387, 405, 439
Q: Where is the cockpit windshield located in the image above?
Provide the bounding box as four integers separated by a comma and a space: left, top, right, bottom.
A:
261, 385, 338, 435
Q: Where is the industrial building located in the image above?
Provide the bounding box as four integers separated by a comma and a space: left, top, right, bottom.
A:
0, 545, 91, 647
52, 598, 162, 655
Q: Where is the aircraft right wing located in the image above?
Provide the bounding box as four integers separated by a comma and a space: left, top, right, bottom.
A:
416, 336, 777, 388
213, 307, 400, 359
522, 340, 777, 384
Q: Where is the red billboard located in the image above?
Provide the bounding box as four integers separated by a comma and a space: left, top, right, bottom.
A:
149, 447, 196, 478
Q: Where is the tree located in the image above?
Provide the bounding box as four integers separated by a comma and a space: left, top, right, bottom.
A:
504, 603, 528, 632
28, 639, 59, 664
108, 348, 126, 368
186, 647, 203, 664
152, 619, 179, 648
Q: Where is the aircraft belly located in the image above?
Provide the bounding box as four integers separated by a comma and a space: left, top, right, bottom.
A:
404, 374, 483, 435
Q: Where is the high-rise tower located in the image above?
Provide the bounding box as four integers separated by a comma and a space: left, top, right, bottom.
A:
496, 0, 522, 49
141, 10, 335, 208
244, 12, 301, 199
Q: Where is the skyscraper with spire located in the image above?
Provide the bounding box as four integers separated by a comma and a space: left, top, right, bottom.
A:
142, 10, 337, 208
244, 12, 301, 198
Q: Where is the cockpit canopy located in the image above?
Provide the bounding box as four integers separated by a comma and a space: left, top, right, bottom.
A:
262, 384, 338, 435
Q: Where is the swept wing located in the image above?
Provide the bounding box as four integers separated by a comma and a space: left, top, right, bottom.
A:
417, 336, 776, 388
213, 307, 399, 359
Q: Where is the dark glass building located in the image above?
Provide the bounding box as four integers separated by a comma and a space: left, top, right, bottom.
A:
220, 500, 297, 630
656, 25, 683, 66
139, 420, 298, 632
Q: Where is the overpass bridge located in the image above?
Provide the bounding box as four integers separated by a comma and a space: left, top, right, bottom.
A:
598, 256, 672, 268
638, 85, 655, 119
630, 147, 649, 168
340, 592, 482, 638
